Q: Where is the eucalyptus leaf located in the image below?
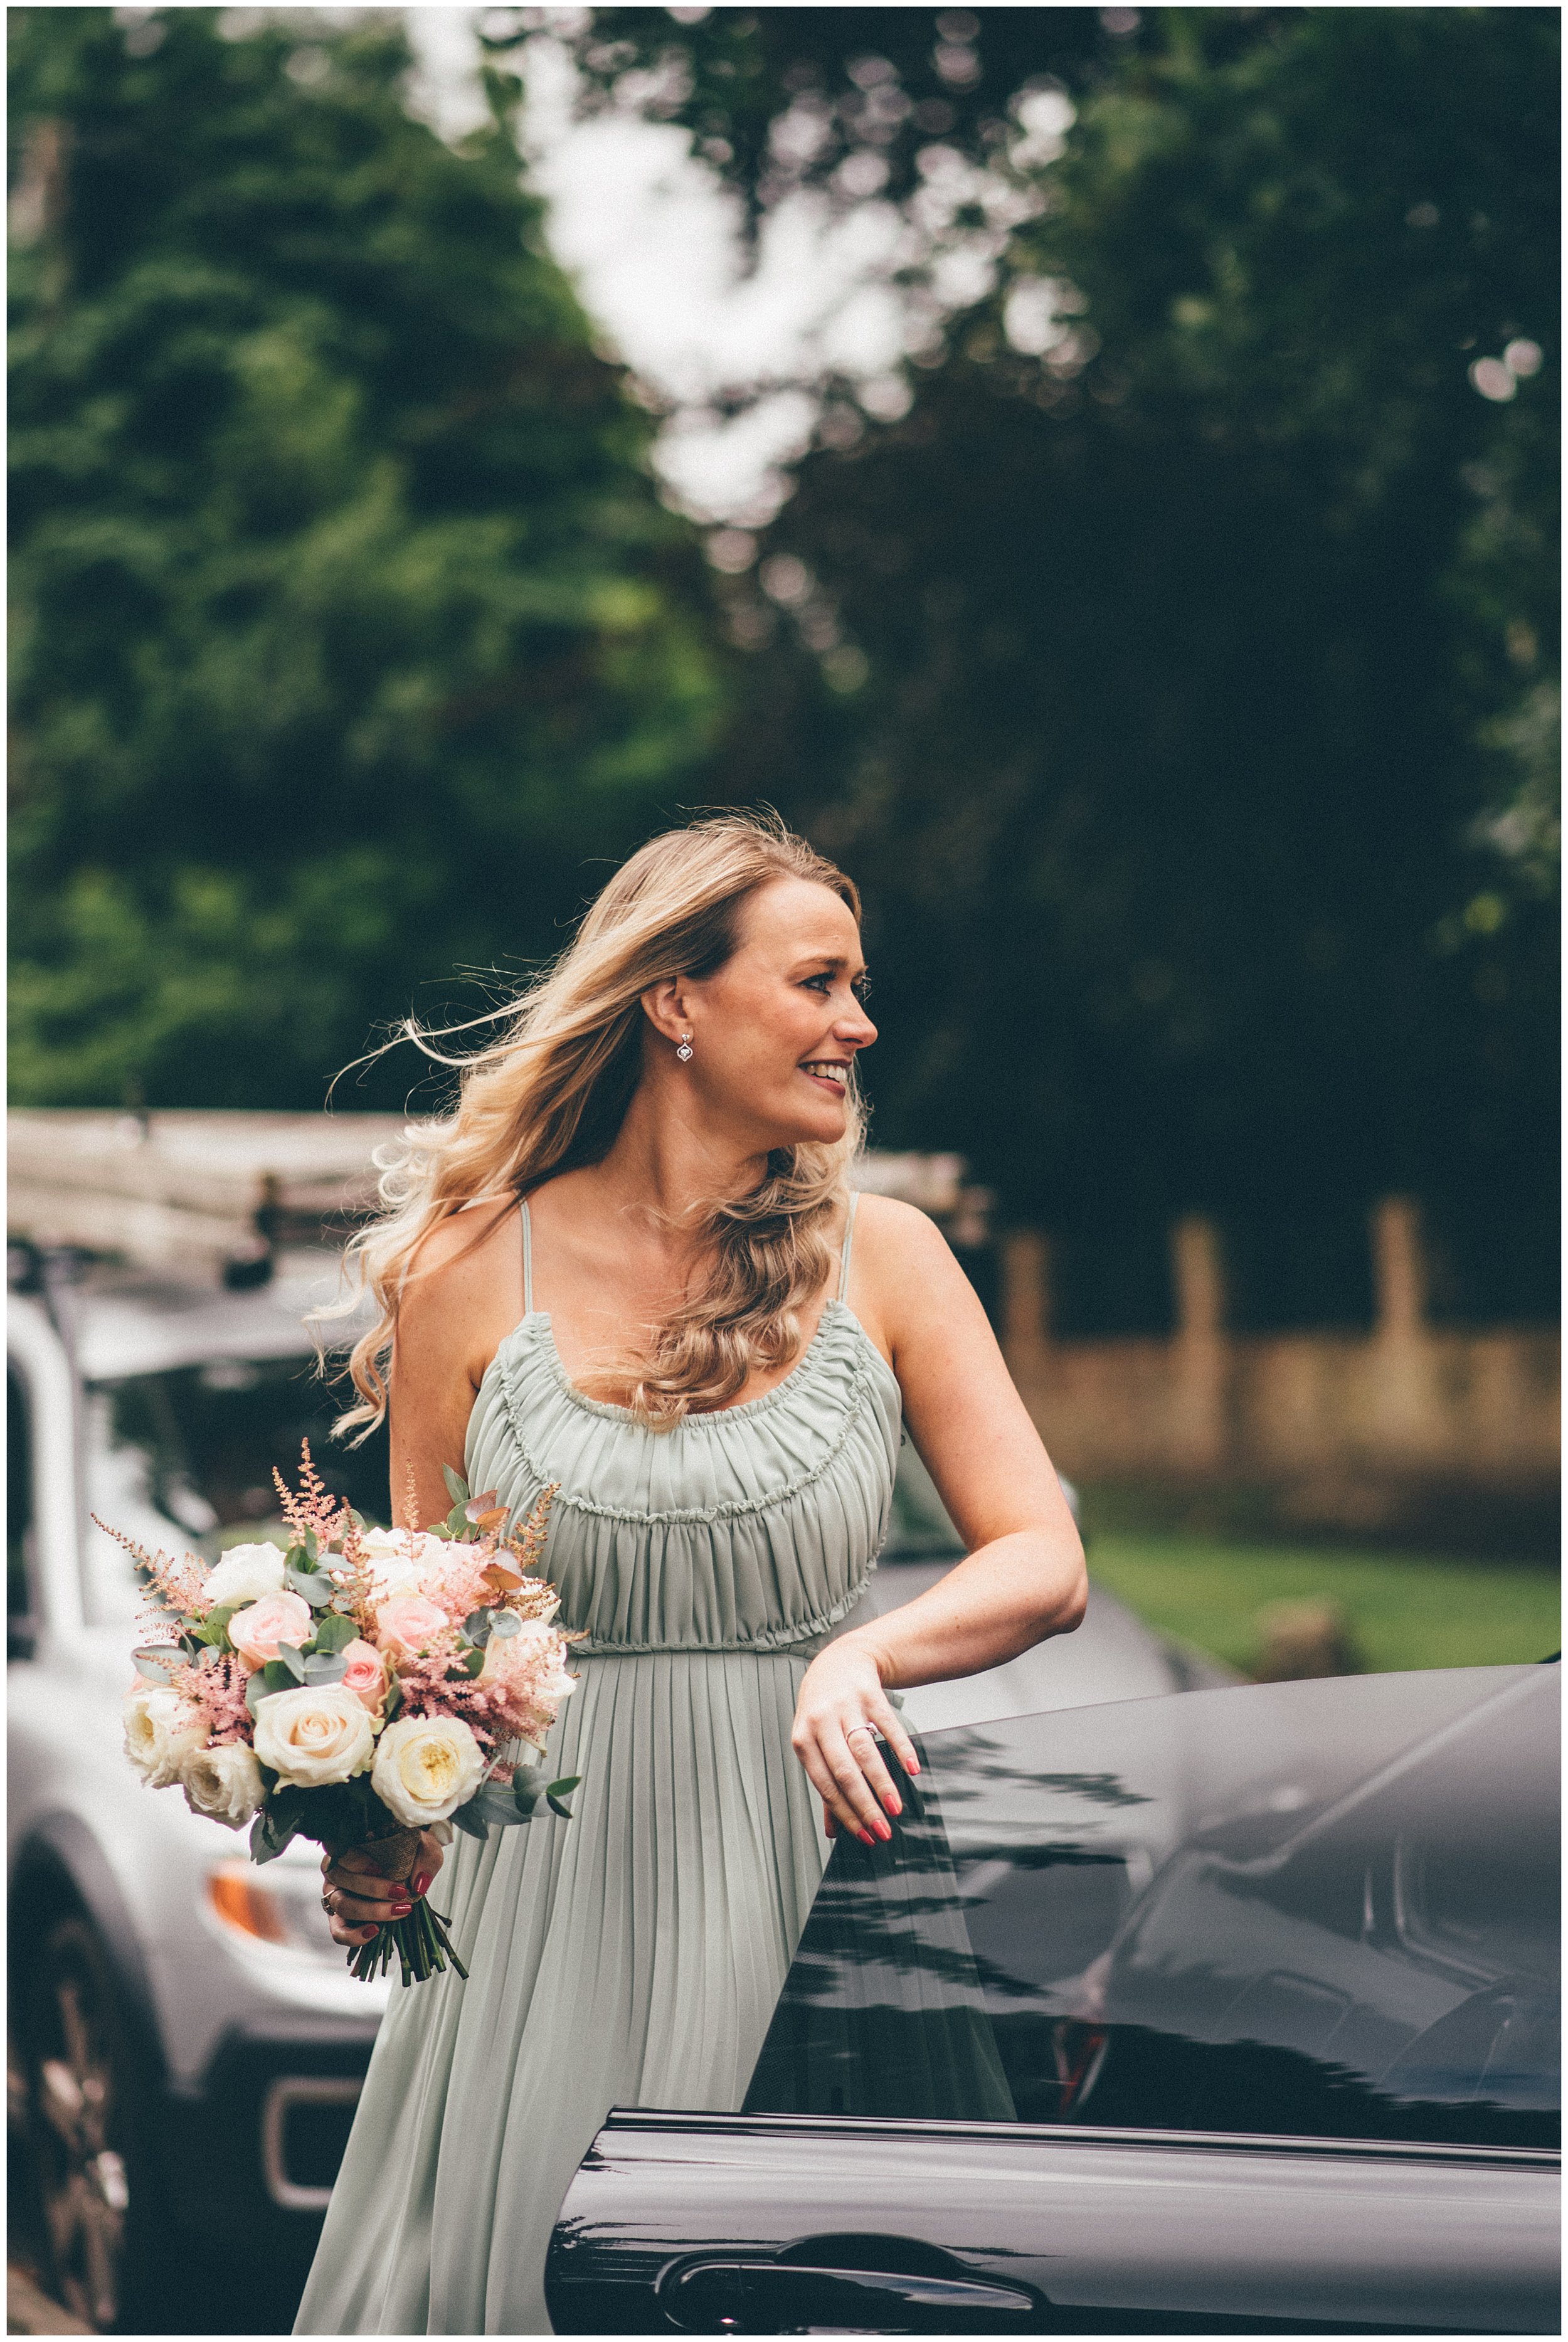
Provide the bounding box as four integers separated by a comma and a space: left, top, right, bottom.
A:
461, 1646, 486, 1679
445, 1502, 470, 1537
546, 1774, 581, 1821
462, 1608, 493, 1647
312, 1611, 360, 1654
452, 1801, 490, 1842
132, 1646, 181, 1685
303, 1653, 347, 1684
245, 1671, 270, 1720
512, 1764, 548, 1820
470, 1781, 528, 1830
332, 1592, 359, 1614
253, 1817, 297, 1865
382, 1678, 403, 1723
276, 1642, 307, 1685
204, 1601, 241, 1644
286, 1566, 335, 1609
259, 1658, 296, 1699
489, 1610, 521, 1639
302, 1528, 319, 1562
442, 1465, 470, 1507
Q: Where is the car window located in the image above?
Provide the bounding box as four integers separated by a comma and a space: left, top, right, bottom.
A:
81, 1354, 391, 1624
744, 1667, 1559, 2151
8, 1363, 36, 1630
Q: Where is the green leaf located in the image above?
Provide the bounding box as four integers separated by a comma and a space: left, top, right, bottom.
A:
132, 1646, 181, 1684
511, 1764, 548, 1820
461, 1646, 486, 1678
258, 1658, 297, 1699
452, 1800, 490, 1841
546, 1781, 578, 1820
286, 1566, 334, 1609
303, 1652, 347, 1684
489, 1609, 521, 1638
312, 1610, 360, 1653
244, 1670, 270, 1720
275, 1641, 307, 1684
445, 1500, 470, 1537
382, 1677, 403, 1723
302, 1528, 319, 1562
461, 1607, 493, 1647
332, 1591, 360, 1614
442, 1466, 470, 1507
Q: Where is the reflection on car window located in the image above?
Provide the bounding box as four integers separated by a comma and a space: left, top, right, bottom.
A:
746, 1669, 1559, 2151
82, 1355, 389, 1623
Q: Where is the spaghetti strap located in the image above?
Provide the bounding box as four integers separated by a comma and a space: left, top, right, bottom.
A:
519, 1197, 534, 1316
838, 1190, 860, 1301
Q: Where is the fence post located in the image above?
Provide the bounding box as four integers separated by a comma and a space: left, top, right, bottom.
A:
1170, 1214, 1227, 1472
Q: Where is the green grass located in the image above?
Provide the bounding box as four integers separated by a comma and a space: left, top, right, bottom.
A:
1089, 1533, 1560, 1677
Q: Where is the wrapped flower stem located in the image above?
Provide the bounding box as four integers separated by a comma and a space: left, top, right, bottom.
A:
326, 1823, 470, 1987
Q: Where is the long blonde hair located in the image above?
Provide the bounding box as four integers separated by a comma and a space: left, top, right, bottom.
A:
337, 813, 866, 1433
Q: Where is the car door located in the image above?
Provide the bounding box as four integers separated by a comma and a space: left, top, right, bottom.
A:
546, 1666, 1559, 2334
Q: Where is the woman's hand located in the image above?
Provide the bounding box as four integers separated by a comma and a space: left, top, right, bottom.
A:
791, 1638, 921, 1845
320, 1831, 447, 1949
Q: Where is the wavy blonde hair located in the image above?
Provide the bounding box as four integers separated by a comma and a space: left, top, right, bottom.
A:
336, 813, 866, 1434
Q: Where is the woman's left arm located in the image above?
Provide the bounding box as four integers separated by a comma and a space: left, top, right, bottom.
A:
791, 1198, 1086, 1844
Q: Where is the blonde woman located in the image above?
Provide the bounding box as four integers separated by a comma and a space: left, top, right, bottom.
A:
297, 815, 1085, 2336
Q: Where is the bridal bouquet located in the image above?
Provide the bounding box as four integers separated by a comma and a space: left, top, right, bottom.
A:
107, 1446, 580, 1986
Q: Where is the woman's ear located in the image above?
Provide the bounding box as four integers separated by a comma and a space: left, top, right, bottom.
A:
640, 979, 692, 1047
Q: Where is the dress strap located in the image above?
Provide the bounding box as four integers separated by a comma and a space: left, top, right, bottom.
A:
838, 1191, 860, 1301
519, 1198, 534, 1316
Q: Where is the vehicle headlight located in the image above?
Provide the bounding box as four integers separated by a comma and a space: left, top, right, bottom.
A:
206, 1858, 335, 1955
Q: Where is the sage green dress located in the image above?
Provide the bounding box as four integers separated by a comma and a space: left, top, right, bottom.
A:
295, 1195, 899, 2336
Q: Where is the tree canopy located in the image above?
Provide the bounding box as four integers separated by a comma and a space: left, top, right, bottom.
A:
9, 6, 721, 1109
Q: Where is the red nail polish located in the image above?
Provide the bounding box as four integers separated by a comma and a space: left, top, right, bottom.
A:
411, 1872, 431, 1899
857, 1828, 875, 1846
391, 1902, 412, 1917
883, 1794, 901, 1816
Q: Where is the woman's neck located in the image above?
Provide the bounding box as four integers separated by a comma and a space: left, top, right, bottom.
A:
572, 1076, 769, 1252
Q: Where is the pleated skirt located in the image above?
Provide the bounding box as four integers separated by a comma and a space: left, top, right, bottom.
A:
293, 1647, 827, 2337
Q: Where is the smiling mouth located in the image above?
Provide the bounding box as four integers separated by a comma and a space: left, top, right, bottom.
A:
801, 1060, 850, 1089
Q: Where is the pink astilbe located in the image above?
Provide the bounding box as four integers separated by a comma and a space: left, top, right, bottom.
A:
93, 1519, 211, 1624
171, 1652, 251, 1744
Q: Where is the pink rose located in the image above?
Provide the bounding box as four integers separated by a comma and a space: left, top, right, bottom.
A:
228, 1591, 314, 1673
375, 1594, 451, 1659
337, 1639, 386, 1713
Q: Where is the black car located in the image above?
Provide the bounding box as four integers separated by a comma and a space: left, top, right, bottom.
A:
546, 1663, 1559, 2335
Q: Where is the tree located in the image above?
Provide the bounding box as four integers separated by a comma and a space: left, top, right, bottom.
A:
688, 8, 1557, 1318
9, 7, 723, 1110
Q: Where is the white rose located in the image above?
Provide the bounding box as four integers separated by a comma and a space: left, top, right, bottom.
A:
371, 1715, 485, 1828
252, 1685, 376, 1789
124, 1685, 208, 1789
181, 1740, 265, 1829
203, 1541, 289, 1608
358, 1526, 442, 1599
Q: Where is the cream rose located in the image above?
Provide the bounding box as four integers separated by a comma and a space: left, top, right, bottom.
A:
228, 1591, 314, 1672
252, 1684, 376, 1788
371, 1715, 485, 1828
337, 1638, 387, 1713
374, 1594, 450, 1659
359, 1527, 447, 1599
124, 1685, 208, 1789
201, 1541, 288, 1609
181, 1740, 265, 1828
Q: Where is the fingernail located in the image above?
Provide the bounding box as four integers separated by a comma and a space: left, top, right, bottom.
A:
883, 1794, 901, 1816
391, 1902, 413, 1917
857, 1828, 876, 1846
411, 1872, 432, 1899
876, 1817, 893, 1841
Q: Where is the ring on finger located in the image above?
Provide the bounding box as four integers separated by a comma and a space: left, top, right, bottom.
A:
846, 1723, 879, 1745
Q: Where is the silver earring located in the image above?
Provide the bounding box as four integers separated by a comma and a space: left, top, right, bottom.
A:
675, 1032, 694, 1062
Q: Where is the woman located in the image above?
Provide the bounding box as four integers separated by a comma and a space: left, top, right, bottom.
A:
297, 815, 1084, 2336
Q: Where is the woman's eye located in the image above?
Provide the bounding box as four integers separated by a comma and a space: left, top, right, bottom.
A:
852, 977, 872, 1004
803, 972, 833, 994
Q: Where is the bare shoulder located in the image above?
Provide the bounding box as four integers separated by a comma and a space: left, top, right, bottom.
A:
847, 1192, 979, 1355
396, 1199, 521, 1381
850, 1190, 956, 1272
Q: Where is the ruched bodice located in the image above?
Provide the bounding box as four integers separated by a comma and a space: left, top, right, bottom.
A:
298, 1194, 901, 2338
466, 1297, 901, 1653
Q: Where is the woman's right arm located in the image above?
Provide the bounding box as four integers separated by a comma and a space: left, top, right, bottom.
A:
324, 1201, 517, 1946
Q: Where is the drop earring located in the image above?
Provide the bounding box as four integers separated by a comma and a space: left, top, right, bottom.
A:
675, 1032, 694, 1062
